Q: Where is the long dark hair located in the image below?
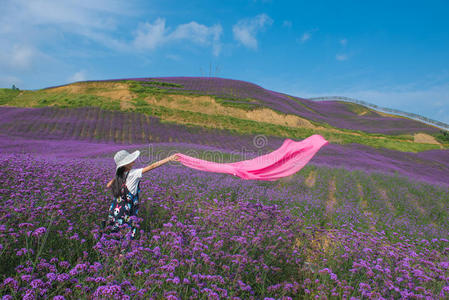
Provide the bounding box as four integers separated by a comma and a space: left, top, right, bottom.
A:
111, 166, 129, 198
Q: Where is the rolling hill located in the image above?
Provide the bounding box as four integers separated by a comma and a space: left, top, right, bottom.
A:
1, 77, 448, 152
1, 76, 449, 187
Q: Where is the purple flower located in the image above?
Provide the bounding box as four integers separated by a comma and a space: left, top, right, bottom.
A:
3, 278, 19, 291
22, 289, 35, 300
93, 284, 124, 299
57, 273, 70, 282
237, 280, 252, 291
319, 268, 331, 274
32, 227, 46, 238
69, 263, 88, 276
153, 246, 161, 256
30, 279, 44, 289
18, 223, 34, 228
58, 261, 70, 269
46, 273, 57, 281
440, 286, 449, 297
16, 248, 33, 256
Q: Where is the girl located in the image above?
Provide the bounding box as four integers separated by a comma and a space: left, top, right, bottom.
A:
105, 149, 179, 239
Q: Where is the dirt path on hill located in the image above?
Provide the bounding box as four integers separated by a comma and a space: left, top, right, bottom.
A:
325, 177, 337, 215
304, 170, 316, 188
358, 183, 377, 231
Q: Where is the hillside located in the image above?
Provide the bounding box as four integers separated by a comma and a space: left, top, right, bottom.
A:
1, 76, 449, 186
1, 77, 448, 153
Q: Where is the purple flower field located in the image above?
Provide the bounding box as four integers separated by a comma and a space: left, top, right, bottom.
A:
49, 76, 440, 135
0, 137, 449, 299
1, 102, 449, 298
1, 132, 449, 298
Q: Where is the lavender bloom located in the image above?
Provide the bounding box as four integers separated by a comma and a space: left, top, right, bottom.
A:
31, 227, 46, 238
93, 285, 124, 299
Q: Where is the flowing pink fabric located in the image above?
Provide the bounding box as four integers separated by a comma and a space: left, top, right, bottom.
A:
175, 134, 329, 181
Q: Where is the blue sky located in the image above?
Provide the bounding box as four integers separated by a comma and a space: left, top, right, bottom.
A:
1, 0, 449, 124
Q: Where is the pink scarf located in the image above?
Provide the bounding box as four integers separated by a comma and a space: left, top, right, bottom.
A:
176, 134, 329, 181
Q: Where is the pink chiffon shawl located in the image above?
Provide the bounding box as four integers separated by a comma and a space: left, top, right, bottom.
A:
175, 134, 329, 181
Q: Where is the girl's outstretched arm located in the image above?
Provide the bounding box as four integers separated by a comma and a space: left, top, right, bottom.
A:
106, 178, 115, 189
142, 154, 179, 175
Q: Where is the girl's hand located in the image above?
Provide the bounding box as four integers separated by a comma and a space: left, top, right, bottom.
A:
170, 154, 180, 161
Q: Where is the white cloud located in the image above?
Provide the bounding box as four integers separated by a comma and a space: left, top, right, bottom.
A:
232, 14, 273, 50
133, 18, 167, 50
283, 20, 292, 28
336, 54, 348, 61
2, 45, 36, 69
0, 0, 134, 74
68, 70, 87, 82
1, 0, 132, 30
300, 33, 311, 43
0, 0, 224, 86
298, 28, 318, 44
0, 43, 52, 72
170, 21, 222, 56
132, 18, 223, 56
12, 45, 35, 69
165, 54, 182, 61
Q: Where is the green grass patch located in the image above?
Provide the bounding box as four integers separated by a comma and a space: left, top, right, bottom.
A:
434, 130, 449, 144
343, 101, 373, 115
2, 89, 121, 110
143, 80, 184, 88
0, 88, 21, 105
214, 97, 262, 111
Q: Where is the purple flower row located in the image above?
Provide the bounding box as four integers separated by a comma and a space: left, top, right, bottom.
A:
0, 150, 448, 298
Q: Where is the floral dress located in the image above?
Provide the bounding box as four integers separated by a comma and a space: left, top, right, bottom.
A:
107, 171, 140, 239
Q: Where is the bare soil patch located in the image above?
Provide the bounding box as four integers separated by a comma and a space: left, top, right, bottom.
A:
46, 82, 135, 110
304, 170, 316, 188
358, 111, 368, 116
377, 187, 396, 213
357, 183, 369, 211
144, 94, 318, 129
413, 133, 441, 145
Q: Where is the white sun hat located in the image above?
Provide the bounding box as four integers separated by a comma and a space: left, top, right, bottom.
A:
114, 150, 140, 173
